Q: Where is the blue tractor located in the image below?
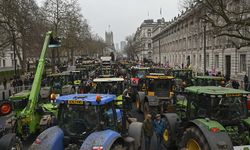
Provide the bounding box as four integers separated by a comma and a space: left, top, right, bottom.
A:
30, 94, 143, 150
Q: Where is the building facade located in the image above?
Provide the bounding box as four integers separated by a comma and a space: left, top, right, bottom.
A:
134, 19, 165, 61
152, 3, 250, 81
0, 47, 21, 69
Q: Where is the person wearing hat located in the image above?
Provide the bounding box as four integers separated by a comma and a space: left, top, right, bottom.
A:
153, 114, 166, 150
142, 114, 154, 150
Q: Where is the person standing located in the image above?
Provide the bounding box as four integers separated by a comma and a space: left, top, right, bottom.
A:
142, 114, 154, 150
153, 114, 165, 150
244, 74, 248, 91
122, 87, 132, 110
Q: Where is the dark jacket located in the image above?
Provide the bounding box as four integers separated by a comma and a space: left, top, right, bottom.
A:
153, 119, 165, 135
142, 119, 154, 137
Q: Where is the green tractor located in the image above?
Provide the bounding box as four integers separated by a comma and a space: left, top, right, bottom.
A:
0, 31, 58, 149
163, 86, 250, 150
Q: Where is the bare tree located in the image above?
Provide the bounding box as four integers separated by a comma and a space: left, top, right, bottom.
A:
124, 34, 138, 60
0, 0, 45, 70
180, 0, 250, 48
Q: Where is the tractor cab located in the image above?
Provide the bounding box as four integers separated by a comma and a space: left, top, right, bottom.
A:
192, 76, 226, 87
92, 78, 125, 107
30, 94, 126, 150
176, 86, 250, 147
145, 74, 175, 100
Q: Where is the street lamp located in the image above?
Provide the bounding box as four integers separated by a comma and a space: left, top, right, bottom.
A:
159, 38, 161, 64
203, 20, 207, 75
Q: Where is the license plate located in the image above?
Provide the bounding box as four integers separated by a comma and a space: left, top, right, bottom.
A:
68, 100, 84, 105
234, 145, 250, 150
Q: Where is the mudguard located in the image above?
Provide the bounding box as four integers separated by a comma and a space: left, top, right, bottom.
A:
188, 120, 233, 150
128, 122, 143, 149
138, 91, 145, 112
29, 126, 64, 150
80, 129, 121, 150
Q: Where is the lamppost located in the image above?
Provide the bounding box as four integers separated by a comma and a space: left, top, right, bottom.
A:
159, 38, 161, 64
203, 21, 207, 75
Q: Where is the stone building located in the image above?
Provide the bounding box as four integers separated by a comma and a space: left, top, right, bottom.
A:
134, 19, 166, 61
152, 3, 250, 82
105, 31, 115, 50
0, 47, 21, 69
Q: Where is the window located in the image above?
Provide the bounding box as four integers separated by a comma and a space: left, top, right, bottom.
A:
240, 54, 246, 72
215, 55, 219, 68
148, 43, 151, 49
206, 54, 209, 67
193, 55, 196, 65
3, 59, 5, 67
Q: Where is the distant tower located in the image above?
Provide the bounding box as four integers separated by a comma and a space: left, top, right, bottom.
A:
105, 31, 115, 50
120, 41, 126, 51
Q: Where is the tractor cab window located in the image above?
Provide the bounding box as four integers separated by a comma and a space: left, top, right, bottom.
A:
100, 102, 117, 130
211, 96, 247, 123
176, 94, 188, 120
59, 104, 99, 137
95, 82, 124, 95
147, 79, 155, 91
187, 94, 211, 119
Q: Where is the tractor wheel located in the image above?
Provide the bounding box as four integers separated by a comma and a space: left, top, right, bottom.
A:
179, 127, 209, 150
162, 118, 174, 148
143, 102, 149, 119
0, 133, 23, 150
0, 100, 12, 116
135, 94, 141, 112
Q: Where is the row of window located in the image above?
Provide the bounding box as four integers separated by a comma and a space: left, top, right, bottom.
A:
160, 53, 247, 73
0, 59, 6, 67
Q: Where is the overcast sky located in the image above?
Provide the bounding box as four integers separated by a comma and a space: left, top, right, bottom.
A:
37, 0, 180, 45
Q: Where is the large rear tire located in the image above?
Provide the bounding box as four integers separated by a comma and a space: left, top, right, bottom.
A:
0, 133, 23, 150
162, 118, 174, 148
128, 122, 143, 150
179, 127, 209, 150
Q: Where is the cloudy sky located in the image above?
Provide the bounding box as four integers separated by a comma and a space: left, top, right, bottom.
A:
37, 0, 180, 45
